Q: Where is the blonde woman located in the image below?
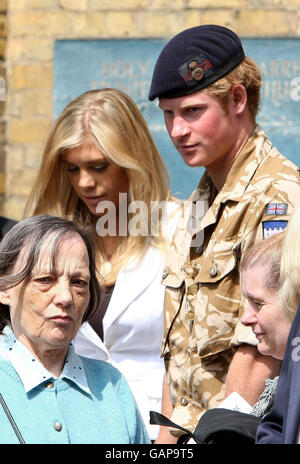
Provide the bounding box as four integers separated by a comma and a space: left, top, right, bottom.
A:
24, 88, 181, 441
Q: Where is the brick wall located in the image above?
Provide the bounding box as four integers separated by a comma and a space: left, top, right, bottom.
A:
4, 0, 300, 219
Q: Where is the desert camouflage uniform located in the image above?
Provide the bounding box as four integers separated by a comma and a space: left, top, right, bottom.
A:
162, 125, 300, 433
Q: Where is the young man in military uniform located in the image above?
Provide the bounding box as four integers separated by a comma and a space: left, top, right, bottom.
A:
148, 24, 300, 443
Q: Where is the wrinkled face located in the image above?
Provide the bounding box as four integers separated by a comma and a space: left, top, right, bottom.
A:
62, 143, 129, 216
241, 264, 291, 360
0, 233, 91, 355
159, 90, 237, 170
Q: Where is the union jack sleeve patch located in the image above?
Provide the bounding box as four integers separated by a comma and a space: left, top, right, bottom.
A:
265, 203, 288, 216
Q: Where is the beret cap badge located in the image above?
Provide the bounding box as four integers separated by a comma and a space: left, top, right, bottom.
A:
178, 56, 211, 87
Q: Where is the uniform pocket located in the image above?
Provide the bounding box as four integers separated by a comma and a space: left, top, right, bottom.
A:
195, 236, 241, 284
193, 236, 242, 358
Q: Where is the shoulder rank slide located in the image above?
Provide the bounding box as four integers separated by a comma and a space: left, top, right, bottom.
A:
265, 203, 288, 216
262, 220, 287, 239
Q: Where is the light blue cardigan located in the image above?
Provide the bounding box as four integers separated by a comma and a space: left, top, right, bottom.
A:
0, 354, 150, 444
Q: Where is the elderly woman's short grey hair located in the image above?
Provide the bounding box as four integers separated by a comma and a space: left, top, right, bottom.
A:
0, 215, 102, 332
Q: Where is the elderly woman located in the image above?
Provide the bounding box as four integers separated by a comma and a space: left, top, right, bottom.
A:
0, 215, 150, 444
238, 231, 288, 417
240, 232, 289, 362
256, 205, 300, 443
239, 220, 300, 418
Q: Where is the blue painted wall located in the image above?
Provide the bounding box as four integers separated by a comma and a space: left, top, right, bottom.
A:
54, 38, 300, 200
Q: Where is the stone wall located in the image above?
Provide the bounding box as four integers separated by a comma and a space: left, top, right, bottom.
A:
4, 0, 300, 219
0, 0, 7, 216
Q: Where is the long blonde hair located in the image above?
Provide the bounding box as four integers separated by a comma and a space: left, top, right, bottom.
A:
24, 88, 174, 285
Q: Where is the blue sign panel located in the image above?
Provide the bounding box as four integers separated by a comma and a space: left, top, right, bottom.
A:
54, 39, 300, 199
243, 39, 300, 164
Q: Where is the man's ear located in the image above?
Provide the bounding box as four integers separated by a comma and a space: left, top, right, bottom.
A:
0, 291, 10, 306
230, 84, 248, 115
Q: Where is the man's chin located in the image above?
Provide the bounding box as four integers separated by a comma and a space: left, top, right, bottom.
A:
181, 156, 205, 168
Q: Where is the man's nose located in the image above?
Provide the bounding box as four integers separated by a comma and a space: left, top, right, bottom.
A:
170, 116, 190, 139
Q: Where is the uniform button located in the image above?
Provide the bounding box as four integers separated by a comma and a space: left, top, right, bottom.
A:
162, 267, 169, 279
54, 422, 63, 432
195, 245, 203, 255
181, 397, 188, 406
45, 381, 54, 389
209, 265, 218, 277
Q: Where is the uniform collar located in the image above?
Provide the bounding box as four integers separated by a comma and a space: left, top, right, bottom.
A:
0, 325, 91, 395
192, 125, 272, 231
218, 124, 272, 202
195, 125, 272, 205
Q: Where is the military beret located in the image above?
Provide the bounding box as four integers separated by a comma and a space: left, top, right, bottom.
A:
148, 24, 245, 101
